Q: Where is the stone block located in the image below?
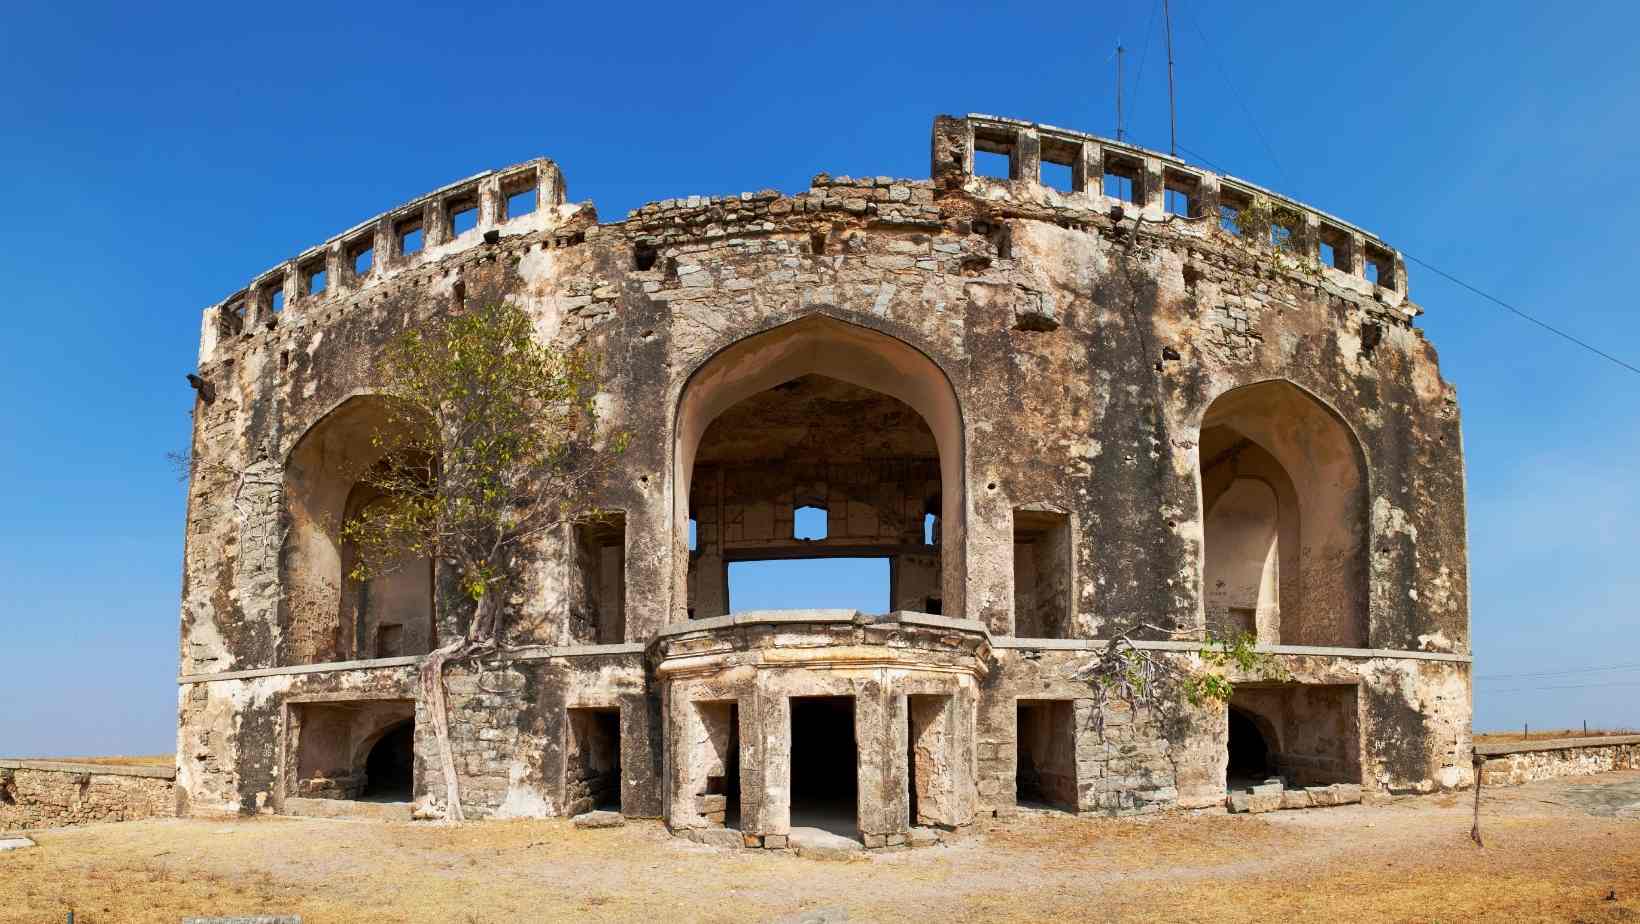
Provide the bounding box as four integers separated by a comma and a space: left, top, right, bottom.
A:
862, 833, 886, 848
686, 827, 745, 849
743, 833, 763, 848
1306, 786, 1338, 807
1250, 782, 1283, 797
1280, 789, 1313, 810
572, 810, 625, 829
1331, 784, 1363, 805
763, 834, 789, 849
907, 827, 939, 848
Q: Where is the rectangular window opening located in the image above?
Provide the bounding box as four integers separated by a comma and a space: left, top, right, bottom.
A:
574, 514, 626, 644
973, 126, 1017, 180
375, 623, 403, 658
448, 198, 479, 237
922, 512, 938, 547
1016, 700, 1077, 812
1318, 225, 1350, 271
397, 219, 424, 257
687, 515, 699, 552
349, 239, 374, 278
1164, 170, 1199, 217
1039, 137, 1083, 193
1101, 153, 1143, 204
727, 558, 889, 614
1040, 160, 1074, 192
263, 282, 285, 314
1365, 246, 1394, 288
302, 262, 326, 297
504, 184, 537, 221
566, 707, 622, 814
1218, 186, 1252, 236
1013, 508, 1072, 638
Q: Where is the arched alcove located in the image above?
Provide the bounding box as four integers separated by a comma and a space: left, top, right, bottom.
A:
1199, 380, 1368, 648
673, 316, 965, 619
282, 395, 435, 664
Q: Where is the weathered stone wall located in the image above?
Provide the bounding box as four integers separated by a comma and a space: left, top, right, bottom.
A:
0, 761, 175, 831
1477, 736, 1640, 786
175, 112, 1473, 824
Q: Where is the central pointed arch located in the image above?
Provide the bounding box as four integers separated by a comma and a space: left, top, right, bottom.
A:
672, 315, 966, 619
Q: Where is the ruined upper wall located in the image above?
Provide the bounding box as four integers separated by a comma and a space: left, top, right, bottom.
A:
197, 114, 1419, 368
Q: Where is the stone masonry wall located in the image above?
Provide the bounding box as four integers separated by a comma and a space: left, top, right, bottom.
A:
1477, 736, 1640, 787
0, 761, 175, 831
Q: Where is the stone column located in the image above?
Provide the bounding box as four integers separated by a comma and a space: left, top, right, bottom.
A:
854, 674, 907, 844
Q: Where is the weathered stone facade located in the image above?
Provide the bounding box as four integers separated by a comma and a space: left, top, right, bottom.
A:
0, 761, 176, 831
176, 113, 1474, 844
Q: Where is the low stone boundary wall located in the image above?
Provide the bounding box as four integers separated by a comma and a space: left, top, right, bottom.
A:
1475, 736, 1640, 787
0, 759, 176, 830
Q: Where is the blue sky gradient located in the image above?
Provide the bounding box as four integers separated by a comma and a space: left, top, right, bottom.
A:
2, 0, 1637, 754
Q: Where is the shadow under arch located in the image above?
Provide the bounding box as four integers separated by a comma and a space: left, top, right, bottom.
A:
282, 393, 435, 665
1198, 378, 1370, 648
672, 314, 967, 619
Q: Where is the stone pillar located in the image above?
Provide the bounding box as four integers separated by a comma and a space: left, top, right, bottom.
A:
324, 241, 346, 297
424, 199, 450, 249
854, 675, 906, 843
1075, 140, 1099, 199
372, 217, 394, 277
929, 115, 973, 190
478, 175, 503, 229
1141, 157, 1165, 216
1015, 128, 1041, 185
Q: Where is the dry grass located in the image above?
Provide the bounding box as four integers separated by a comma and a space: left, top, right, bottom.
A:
2, 772, 1638, 923
12, 755, 173, 767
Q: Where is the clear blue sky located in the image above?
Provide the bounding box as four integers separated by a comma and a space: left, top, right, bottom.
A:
2, 0, 1635, 755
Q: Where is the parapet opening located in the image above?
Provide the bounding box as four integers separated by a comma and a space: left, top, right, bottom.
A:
396, 216, 424, 257
348, 237, 374, 279
260, 279, 285, 315
1317, 224, 1351, 271
791, 695, 857, 839
447, 195, 479, 238
1101, 151, 1143, 204
572, 513, 626, 645
1218, 186, 1251, 236
1012, 507, 1072, 638
566, 707, 622, 814
1364, 244, 1394, 289
301, 259, 326, 298
1016, 699, 1076, 811
973, 123, 1017, 180
503, 180, 537, 221
1270, 208, 1301, 254
1164, 168, 1200, 218
1039, 136, 1083, 193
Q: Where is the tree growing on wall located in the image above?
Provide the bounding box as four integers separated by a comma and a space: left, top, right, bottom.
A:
1067, 625, 1290, 736
341, 300, 625, 821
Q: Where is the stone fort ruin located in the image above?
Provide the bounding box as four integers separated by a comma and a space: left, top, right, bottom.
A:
176, 114, 1473, 844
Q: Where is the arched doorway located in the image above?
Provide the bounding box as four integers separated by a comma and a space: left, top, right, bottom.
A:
673, 316, 965, 620
362, 720, 415, 801
283, 395, 435, 664
1199, 380, 1368, 647
1226, 706, 1275, 785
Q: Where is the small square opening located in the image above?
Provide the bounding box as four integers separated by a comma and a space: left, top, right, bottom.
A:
794, 504, 827, 540
1218, 186, 1252, 236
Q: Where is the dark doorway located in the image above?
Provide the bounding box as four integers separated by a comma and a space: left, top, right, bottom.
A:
1227, 706, 1275, 785
1016, 700, 1076, 811
362, 720, 414, 802
567, 707, 622, 814
790, 696, 857, 838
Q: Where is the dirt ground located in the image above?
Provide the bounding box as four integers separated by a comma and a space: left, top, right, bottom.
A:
1474, 729, 1638, 746
4, 772, 1639, 924
11, 755, 172, 767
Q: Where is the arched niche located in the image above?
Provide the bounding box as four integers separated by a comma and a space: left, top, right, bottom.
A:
1198, 380, 1368, 648
282, 394, 435, 665
1202, 477, 1282, 643
673, 316, 965, 620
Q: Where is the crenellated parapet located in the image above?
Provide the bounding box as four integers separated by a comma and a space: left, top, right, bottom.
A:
197, 158, 568, 365
935, 114, 1412, 314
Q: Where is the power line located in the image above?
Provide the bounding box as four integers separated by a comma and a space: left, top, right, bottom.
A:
1477, 679, 1640, 694
1476, 661, 1640, 681
1402, 252, 1640, 378
1185, 11, 1290, 191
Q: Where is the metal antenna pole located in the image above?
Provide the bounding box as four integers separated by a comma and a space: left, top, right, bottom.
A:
1116, 43, 1125, 141
1163, 0, 1177, 156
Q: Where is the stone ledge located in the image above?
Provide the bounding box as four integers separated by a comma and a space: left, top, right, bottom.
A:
178, 642, 646, 685
1475, 735, 1640, 757
0, 759, 175, 780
